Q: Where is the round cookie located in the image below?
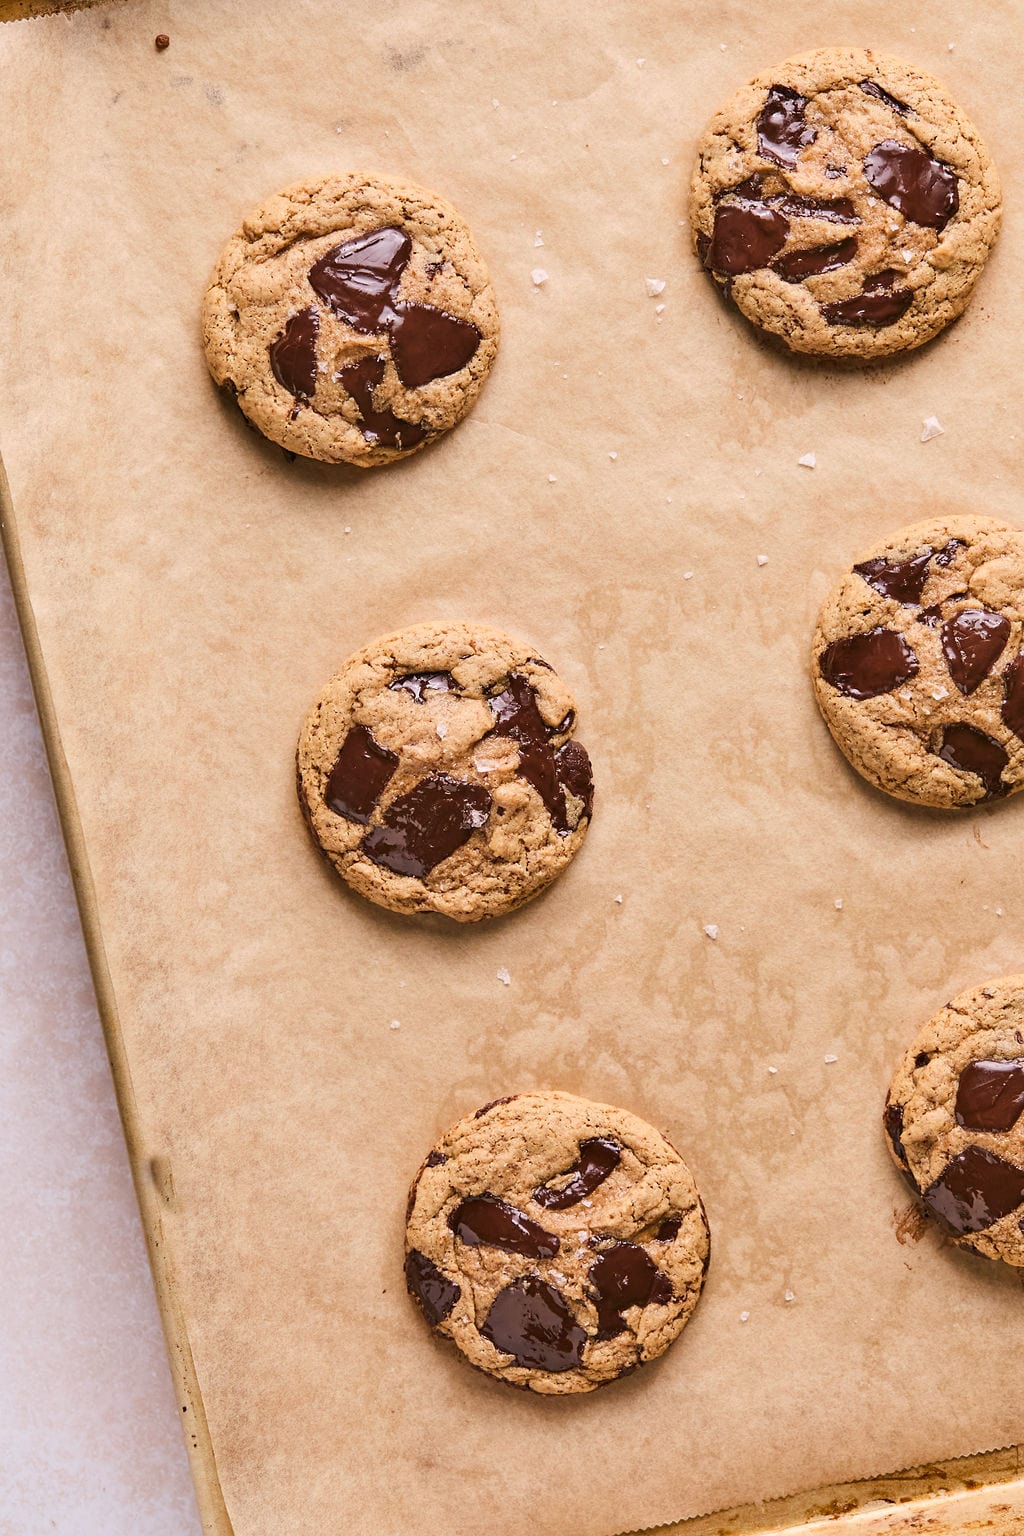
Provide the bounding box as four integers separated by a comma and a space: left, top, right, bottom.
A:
296, 623, 594, 921
885, 978, 1024, 1265
404, 1091, 710, 1394
689, 48, 1001, 359
812, 516, 1024, 808
202, 172, 499, 465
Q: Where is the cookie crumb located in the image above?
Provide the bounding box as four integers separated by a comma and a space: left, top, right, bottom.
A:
389, 1019, 401, 1031
496, 968, 511, 986
798, 452, 817, 469
921, 415, 945, 442
644, 277, 666, 296
155, 32, 170, 49
824, 1053, 838, 1064
703, 923, 719, 940
531, 268, 549, 286
757, 554, 769, 566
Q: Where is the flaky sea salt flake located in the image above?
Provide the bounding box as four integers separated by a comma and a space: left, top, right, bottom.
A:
496, 968, 511, 986
534, 231, 544, 247
531, 268, 549, 286
703, 923, 719, 940
757, 554, 769, 566
798, 452, 817, 469
645, 277, 666, 296
389, 1019, 401, 1031
824, 1053, 838, 1064
921, 415, 945, 443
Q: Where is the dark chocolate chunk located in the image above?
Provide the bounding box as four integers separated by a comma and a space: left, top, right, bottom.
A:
757, 85, 816, 168
388, 302, 481, 388
863, 140, 959, 230
389, 672, 456, 703
516, 740, 567, 831
324, 723, 398, 824
268, 306, 320, 400
942, 610, 1011, 695
339, 355, 428, 451
773, 237, 858, 282
533, 1139, 621, 1210
405, 1249, 460, 1327
935, 724, 1009, 801
1003, 653, 1024, 740
588, 1242, 674, 1338
425, 1150, 448, 1168
480, 1276, 586, 1372
487, 674, 591, 834
656, 1215, 682, 1242
884, 1100, 909, 1171
487, 673, 551, 745
474, 1095, 517, 1119
308, 226, 411, 332
361, 772, 490, 878
859, 79, 912, 115
818, 628, 918, 699
854, 549, 935, 605
956, 1060, 1024, 1133
706, 199, 789, 276
821, 269, 913, 327
556, 740, 595, 821
933, 539, 964, 568
449, 1194, 559, 1259
922, 1146, 1024, 1235
775, 194, 858, 224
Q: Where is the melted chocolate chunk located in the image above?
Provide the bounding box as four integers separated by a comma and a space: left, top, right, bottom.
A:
516, 740, 568, 831
863, 140, 959, 230
821, 269, 913, 327
1003, 653, 1024, 740
956, 1060, 1024, 1133
268, 306, 320, 400
854, 549, 935, 605
757, 85, 816, 168
361, 773, 491, 878
324, 723, 398, 824
773, 237, 858, 282
424, 1149, 448, 1167
449, 1194, 559, 1259
474, 1095, 517, 1119
775, 194, 858, 224
339, 356, 429, 451
308, 226, 411, 332
922, 1146, 1024, 1235
936, 724, 1009, 801
588, 1243, 674, 1338
389, 672, 455, 703
555, 740, 595, 821
487, 675, 590, 834
656, 1215, 682, 1242
942, 610, 1011, 695
706, 200, 789, 276
933, 540, 964, 568
818, 628, 918, 699
480, 1276, 586, 1372
405, 1249, 460, 1327
388, 302, 481, 388
859, 79, 912, 115
487, 673, 551, 745
533, 1139, 621, 1210
884, 1100, 909, 1171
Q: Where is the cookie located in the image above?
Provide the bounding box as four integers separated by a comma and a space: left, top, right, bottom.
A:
201, 173, 499, 465
689, 48, 1001, 359
812, 516, 1024, 808
296, 623, 594, 921
404, 1091, 710, 1394
885, 978, 1024, 1265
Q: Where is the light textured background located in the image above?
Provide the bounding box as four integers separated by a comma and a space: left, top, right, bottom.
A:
0, 557, 199, 1534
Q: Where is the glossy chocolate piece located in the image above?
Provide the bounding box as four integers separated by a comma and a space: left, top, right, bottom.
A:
656, 1215, 682, 1242
324, 723, 398, 824
706, 200, 789, 276
936, 724, 1009, 801
388, 302, 481, 388
922, 1146, 1024, 1235
773, 237, 858, 282
449, 1194, 559, 1259
859, 79, 912, 115
487, 674, 592, 835
268, 305, 320, 399
884, 1099, 909, 1171
818, 628, 918, 699
555, 740, 595, 821
775, 194, 858, 224
474, 1095, 517, 1119
942, 610, 1011, 695
533, 1139, 621, 1210
821, 269, 913, 327
405, 1249, 460, 1327
1003, 654, 1024, 740
361, 772, 491, 878
956, 1060, 1024, 1133
488, 673, 551, 745
424, 1150, 448, 1168
757, 85, 816, 168
854, 549, 935, 604
339, 356, 429, 451
389, 672, 456, 703
308, 226, 411, 332
863, 140, 959, 230
480, 1276, 586, 1372
588, 1242, 674, 1338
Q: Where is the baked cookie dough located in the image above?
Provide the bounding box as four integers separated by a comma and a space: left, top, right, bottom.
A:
812, 516, 1024, 808
885, 978, 1024, 1265
690, 48, 1001, 359
296, 623, 594, 921
404, 1091, 710, 1394
202, 173, 499, 465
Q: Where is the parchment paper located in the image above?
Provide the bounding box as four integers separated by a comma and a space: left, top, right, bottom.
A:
2, 2, 1024, 1533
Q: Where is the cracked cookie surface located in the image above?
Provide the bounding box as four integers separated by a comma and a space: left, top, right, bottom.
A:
404, 1091, 710, 1393
690, 48, 1001, 359
201, 173, 499, 465
885, 977, 1024, 1265
813, 516, 1024, 808
296, 623, 593, 921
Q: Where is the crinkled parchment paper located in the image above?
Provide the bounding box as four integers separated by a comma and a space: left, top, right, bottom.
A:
1, 2, 1023, 1533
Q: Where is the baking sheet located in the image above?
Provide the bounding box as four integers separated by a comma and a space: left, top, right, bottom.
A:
1, 2, 1023, 1534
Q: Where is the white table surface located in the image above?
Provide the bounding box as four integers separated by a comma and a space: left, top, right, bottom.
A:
0, 555, 200, 1534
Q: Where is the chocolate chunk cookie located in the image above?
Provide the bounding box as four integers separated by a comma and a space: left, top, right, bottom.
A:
885, 978, 1024, 1265
405, 1092, 710, 1393
201, 173, 499, 465
813, 517, 1024, 808
296, 623, 594, 920
690, 48, 1001, 359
